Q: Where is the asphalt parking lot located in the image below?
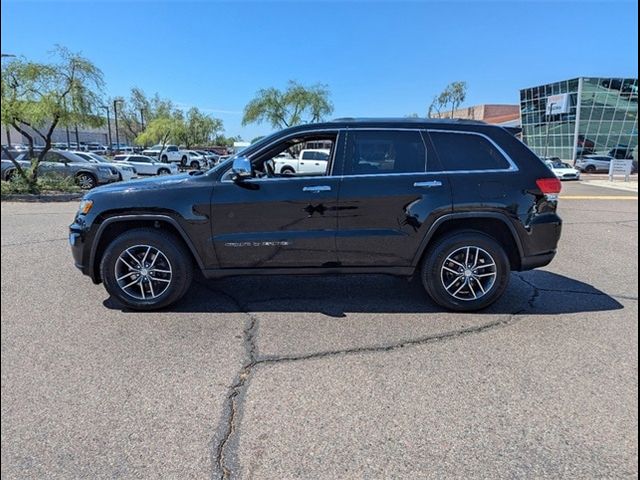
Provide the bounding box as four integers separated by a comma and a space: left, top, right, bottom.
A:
1, 181, 638, 479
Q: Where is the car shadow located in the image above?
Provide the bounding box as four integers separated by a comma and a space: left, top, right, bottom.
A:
103, 270, 625, 316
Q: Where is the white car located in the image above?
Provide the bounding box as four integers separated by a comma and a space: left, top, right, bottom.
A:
73, 151, 137, 181
184, 150, 208, 169
142, 144, 190, 165
544, 159, 581, 181
113, 154, 178, 176
273, 148, 330, 175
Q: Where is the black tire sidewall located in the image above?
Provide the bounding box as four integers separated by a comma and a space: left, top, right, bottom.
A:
422, 231, 510, 312
76, 172, 96, 189
100, 229, 193, 310
158, 168, 170, 175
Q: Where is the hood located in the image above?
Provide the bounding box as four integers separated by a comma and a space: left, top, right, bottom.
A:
86, 172, 195, 196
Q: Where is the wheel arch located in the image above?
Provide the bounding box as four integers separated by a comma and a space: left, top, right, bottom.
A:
89, 214, 204, 283
413, 213, 524, 270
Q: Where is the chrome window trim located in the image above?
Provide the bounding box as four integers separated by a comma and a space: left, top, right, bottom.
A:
426, 129, 519, 173
218, 126, 520, 183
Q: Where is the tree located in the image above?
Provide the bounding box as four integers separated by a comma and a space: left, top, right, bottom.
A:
242, 81, 333, 129
1, 46, 105, 189
118, 88, 174, 141
174, 107, 224, 148
135, 116, 181, 158
428, 81, 467, 118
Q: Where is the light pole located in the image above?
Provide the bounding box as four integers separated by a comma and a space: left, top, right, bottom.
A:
113, 99, 123, 152
100, 105, 112, 150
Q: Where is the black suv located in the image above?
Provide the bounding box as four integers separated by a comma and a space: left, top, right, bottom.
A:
69, 118, 562, 312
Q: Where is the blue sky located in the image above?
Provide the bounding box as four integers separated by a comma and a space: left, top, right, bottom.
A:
2, 0, 638, 140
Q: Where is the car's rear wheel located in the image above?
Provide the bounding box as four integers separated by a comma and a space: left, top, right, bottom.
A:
190, 160, 200, 169
100, 228, 193, 310
585, 165, 596, 173
421, 231, 510, 311
281, 166, 295, 175
157, 168, 171, 175
161, 155, 168, 162
75, 172, 97, 189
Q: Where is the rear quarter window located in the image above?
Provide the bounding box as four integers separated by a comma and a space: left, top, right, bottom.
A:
429, 131, 511, 171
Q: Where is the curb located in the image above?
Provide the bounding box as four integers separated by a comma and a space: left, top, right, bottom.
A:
1, 193, 83, 202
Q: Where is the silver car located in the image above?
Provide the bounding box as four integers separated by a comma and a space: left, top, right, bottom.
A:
3, 149, 119, 189
575, 155, 613, 173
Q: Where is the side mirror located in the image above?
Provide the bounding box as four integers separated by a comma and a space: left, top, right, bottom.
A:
232, 156, 252, 181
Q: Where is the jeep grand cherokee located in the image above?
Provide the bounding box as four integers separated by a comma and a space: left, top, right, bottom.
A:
69, 118, 562, 311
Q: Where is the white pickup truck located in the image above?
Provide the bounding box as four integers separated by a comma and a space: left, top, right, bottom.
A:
142, 144, 190, 166
273, 149, 330, 175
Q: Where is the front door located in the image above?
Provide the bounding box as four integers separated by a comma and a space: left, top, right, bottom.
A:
210, 131, 342, 269
335, 129, 452, 266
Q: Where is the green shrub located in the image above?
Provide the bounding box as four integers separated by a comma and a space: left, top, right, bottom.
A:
1, 173, 81, 196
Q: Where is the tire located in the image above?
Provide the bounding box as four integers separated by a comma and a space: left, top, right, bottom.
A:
584, 165, 596, 173
100, 228, 193, 310
181, 156, 188, 167
5, 169, 15, 181
157, 168, 171, 175
421, 231, 510, 312
280, 166, 295, 175
161, 155, 168, 163
75, 172, 97, 189
190, 160, 200, 169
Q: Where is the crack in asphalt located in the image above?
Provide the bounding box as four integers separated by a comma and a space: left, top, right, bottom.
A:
1, 237, 67, 247
205, 276, 540, 480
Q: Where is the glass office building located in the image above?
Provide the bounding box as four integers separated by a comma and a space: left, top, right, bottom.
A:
520, 77, 638, 161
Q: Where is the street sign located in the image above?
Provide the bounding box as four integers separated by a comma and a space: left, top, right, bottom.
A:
608, 159, 633, 181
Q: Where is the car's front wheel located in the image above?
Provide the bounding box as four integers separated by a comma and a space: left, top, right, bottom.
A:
100, 228, 193, 310
421, 231, 510, 311
75, 172, 97, 189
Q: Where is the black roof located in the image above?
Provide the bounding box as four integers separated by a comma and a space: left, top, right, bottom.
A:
331, 117, 487, 125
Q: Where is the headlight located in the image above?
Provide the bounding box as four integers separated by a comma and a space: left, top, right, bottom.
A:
78, 199, 93, 215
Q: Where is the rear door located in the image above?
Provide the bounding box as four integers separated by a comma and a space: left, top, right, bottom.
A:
335, 129, 452, 266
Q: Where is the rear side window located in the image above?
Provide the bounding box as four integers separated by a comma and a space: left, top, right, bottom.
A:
344, 130, 426, 175
429, 131, 511, 171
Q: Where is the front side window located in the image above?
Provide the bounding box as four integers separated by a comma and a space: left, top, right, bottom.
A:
343, 130, 426, 175
429, 131, 511, 171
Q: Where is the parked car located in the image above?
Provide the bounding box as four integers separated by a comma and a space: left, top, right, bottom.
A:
70, 118, 562, 312
183, 150, 209, 169
112, 154, 178, 176
1, 156, 30, 180
574, 155, 613, 173
4, 149, 119, 188
86, 143, 109, 155
196, 150, 220, 166
142, 144, 190, 165
544, 159, 580, 180
72, 151, 137, 181
273, 148, 331, 175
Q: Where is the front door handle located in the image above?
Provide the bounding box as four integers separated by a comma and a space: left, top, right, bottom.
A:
414, 180, 443, 188
303, 185, 332, 193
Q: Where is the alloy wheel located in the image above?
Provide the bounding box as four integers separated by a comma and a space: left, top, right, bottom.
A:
115, 245, 172, 300
440, 246, 497, 301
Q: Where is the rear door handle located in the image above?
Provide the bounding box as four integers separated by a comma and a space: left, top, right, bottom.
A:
303, 185, 332, 193
414, 181, 443, 188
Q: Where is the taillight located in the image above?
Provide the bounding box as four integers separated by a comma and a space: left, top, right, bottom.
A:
536, 177, 562, 195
